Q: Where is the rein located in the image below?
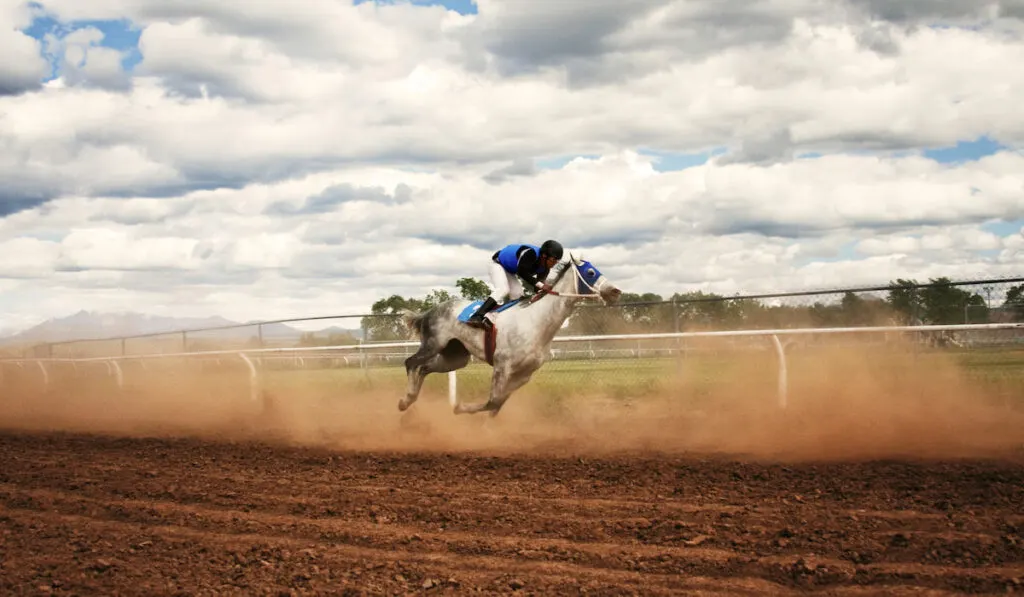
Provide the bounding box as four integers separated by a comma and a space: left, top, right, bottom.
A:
529, 260, 607, 303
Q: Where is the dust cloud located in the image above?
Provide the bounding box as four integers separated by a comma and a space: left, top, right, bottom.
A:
2, 340, 1022, 463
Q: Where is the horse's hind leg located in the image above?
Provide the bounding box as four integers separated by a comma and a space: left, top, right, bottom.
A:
400, 339, 470, 411
400, 341, 441, 411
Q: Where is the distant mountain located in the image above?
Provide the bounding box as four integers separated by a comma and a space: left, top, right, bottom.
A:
0, 310, 364, 346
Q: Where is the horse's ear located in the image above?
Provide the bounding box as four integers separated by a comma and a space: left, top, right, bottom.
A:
569, 251, 584, 265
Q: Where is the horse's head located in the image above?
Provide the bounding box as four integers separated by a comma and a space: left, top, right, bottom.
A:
561, 251, 622, 305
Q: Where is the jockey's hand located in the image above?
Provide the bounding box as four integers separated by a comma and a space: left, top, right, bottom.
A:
536, 282, 553, 294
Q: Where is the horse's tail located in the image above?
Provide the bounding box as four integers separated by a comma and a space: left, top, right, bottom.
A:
401, 308, 428, 339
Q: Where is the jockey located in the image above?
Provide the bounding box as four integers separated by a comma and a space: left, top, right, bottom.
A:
468, 240, 564, 327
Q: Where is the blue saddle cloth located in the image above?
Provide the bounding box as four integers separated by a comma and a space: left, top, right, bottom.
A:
457, 299, 521, 323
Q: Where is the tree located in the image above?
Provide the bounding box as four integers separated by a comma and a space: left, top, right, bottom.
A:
619, 292, 671, 330
887, 278, 923, 324
808, 301, 843, 327
455, 277, 491, 300
835, 292, 891, 326
422, 289, 454, 309
673, 291, 737, 329
566, 292, 671, 335
361, 294, 425, 341
919, 277, 986, 324
1002, 283, 1024, 321
359, 285, 463, 340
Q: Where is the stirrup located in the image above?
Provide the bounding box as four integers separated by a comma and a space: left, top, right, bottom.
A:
466, 315, 492, 330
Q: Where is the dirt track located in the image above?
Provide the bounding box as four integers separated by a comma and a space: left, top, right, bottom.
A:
1, 430, 1022, 596
2, 344, 1024, 594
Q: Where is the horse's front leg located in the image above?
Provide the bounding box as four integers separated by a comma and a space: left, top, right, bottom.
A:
454, 356, 540, 416
453, 364, 510, 415
485, 369, 535, 417
484, 352, 547, 416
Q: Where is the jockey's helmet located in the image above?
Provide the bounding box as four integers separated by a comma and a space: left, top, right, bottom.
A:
539, 240, 563, 261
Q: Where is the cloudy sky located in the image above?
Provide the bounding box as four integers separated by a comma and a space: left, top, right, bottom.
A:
1, 0, 1023, 334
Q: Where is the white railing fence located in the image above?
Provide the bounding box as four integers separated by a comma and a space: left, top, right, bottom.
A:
2, 322, 1022, 411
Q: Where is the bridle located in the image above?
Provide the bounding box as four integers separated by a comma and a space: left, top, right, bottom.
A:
529, 257, 609, 303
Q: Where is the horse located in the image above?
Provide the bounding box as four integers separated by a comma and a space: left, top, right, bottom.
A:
398, 251, 622, 417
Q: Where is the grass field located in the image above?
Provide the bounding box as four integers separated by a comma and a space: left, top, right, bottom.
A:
249, 343, 1024, 416
6, 339, 1023, 409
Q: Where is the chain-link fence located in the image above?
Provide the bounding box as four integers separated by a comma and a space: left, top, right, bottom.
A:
16, 275, 1023, 358
560, 276, 1024, 335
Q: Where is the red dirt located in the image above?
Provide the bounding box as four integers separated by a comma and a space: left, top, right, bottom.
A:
0, 429, 1022, 596
2, 344, 1023, 594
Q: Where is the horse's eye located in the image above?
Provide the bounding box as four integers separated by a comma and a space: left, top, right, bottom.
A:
586, 268, 596, 277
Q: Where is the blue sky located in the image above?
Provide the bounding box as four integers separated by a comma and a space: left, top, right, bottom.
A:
923, 136, 1007, 164
355, 0, 478, 13
534, 138, 1008, 174
982, 219, 1024, 236
22, 10, 142, 78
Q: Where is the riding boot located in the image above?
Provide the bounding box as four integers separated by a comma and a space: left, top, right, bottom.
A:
467, 297, 498, 328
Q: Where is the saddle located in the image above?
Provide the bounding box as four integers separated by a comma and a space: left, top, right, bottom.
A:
457, 300, 515, 365
456, 298, 521, 327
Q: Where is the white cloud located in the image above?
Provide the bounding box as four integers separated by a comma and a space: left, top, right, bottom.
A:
55, 228, 202, 271
4, 149, 1021, 328
0, 237, 61, 278
1, 0, 1023, 334
856, 228, 1005, 257
0, 2, 50, 95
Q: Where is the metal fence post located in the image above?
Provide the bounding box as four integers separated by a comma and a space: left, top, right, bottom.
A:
771, 335, 788, 410
448, 371, 457, 408
672, 299, 681, 358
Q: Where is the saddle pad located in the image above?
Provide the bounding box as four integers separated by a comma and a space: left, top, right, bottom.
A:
456, 298, 520, 323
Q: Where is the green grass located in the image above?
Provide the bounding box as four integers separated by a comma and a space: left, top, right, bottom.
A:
36, 344, 1016, 419
252, 345, 1024, 411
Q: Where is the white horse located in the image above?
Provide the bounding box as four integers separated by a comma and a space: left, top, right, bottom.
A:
399, 251, 622, 417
